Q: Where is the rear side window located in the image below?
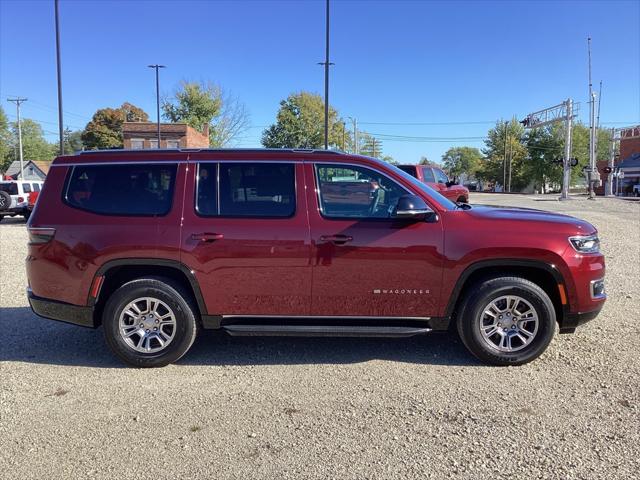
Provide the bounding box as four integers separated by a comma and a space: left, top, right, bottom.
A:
421, 167, 436, 182
0, 183, 18, 195
196, 162, 295, 218
22, 183, 32, 193
65, 163, 177, 216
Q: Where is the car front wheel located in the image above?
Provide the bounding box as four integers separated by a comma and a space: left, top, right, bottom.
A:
456, 276, 556, 365
103, 277, 199, 368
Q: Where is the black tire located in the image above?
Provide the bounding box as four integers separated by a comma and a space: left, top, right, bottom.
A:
22, 210, 31, 220
456, 276, 556, 366
0, 191, 11, 210
0, 215, 4, 222
103, 277, 199, 368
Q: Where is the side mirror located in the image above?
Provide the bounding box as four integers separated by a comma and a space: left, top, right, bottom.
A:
393, 194, 435, 221
446, 180, 456, 187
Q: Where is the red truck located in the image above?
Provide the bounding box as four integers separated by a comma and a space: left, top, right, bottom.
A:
397, 164, 469, 203
26, 149, 605, 367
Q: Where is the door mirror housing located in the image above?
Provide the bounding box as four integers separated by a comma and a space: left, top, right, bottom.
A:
393, 194, 435, 221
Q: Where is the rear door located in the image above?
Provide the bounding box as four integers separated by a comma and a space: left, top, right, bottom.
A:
181, 159, 312, 316
305, 161, 444, 318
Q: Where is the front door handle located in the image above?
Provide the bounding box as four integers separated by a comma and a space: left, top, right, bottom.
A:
319, 234, 353, 245
191, 232, 224, 242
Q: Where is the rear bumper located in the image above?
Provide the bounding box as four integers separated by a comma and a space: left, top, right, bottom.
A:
559, 306, 603, 334
27, 288, 96, 328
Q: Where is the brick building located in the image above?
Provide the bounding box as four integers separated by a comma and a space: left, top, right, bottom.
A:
122, 122, 209, 149
597, 125, 640, 195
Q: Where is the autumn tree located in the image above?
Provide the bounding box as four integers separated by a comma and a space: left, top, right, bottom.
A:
81, 102, 149, 150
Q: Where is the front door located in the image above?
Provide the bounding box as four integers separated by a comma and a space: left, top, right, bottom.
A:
181, 160, 312, 316
306, 162, 445, 318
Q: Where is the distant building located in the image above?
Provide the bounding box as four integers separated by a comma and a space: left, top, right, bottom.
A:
597, 125, 640, 195
122, 122, 210, 149
3, 160, 50, 181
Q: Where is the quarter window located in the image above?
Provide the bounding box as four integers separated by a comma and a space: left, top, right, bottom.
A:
65, 163, 177, 216
33, 183, 41, 192
315, 164, 407, 219
196, 162, 296, 218
421, 167, 436, 182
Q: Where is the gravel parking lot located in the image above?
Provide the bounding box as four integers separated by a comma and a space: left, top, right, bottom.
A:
1, 193, 639, 480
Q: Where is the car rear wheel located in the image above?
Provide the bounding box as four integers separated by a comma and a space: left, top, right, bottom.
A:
456, 276, 556, 365
103, 277, 199, 368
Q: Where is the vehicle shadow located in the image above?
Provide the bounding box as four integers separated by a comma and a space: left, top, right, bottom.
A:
0, 307, 481, 368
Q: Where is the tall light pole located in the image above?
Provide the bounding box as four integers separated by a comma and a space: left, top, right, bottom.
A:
318, 0, 333, 150
348, 116, 358, 154
55, 0, 64, 155
148, 64, 166, 148
7, 97, 27, 179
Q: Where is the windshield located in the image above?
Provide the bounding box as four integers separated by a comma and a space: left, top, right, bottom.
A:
387, 164, 458, 210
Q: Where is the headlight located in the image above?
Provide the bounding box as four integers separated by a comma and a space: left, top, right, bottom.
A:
569, 234, 600, 253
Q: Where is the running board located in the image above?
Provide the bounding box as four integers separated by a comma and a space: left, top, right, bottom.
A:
222, 325, 432, 338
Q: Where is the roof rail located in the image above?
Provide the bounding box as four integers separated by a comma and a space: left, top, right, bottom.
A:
76, 148, 348, 156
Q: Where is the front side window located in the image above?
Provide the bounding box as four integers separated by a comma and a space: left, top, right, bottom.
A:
196, 162, 295, 218
315, 164, 407, 219
65, 163, 177, 216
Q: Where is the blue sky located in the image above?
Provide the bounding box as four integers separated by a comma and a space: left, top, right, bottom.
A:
1, 0, 639, 162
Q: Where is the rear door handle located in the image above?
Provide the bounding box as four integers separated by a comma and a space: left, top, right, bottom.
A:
191, 232, 224, 242
319, 234, 353, 245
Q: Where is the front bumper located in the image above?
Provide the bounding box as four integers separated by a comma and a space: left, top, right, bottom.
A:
27, 288, 96, 328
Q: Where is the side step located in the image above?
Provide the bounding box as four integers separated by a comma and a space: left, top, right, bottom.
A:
222, 325, 432, 338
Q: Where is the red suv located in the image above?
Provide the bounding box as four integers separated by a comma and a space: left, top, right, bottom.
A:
26, 149, 605, 367
397, 164, 469, 203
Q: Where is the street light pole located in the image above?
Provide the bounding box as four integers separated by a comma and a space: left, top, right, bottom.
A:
318, 0, 333, 150
54, 0, 64, 155
148, 64, 166, 148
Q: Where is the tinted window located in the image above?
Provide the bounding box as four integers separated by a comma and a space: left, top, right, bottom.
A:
65, 163, 177, 216
0, 183, 18, 195
421, 167, 436, 182
33, 183, 41, 192
22, 183, 32, 193
396, 165, 418, 178
316, 164, 407, 219
197, 162, 295, 217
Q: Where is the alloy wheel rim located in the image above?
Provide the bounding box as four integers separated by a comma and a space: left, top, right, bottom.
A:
118, 297, 177, 353
478, 295, 539, 352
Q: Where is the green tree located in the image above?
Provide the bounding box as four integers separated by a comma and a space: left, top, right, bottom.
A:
261, 91, 344, 149
4, 119, 56, 164
81, 102, 149, 150
441, 146, 483, 181
63, 128, 84, 153
0, 106, 11, 171
162, 81, 249, 147
358, 133, 383, 158
522, 125, 563, 193
479, 119, 527, 191
418, 156, 441, 167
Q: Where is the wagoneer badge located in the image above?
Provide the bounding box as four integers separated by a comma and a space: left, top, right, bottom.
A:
373, 289, 430, 295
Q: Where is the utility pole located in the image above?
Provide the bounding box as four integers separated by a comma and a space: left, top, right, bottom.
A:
318, 0, 334, 150
606, 127, 616, 196
148, 64, 166, 148
587, 37, 597, 199
507, 135, 513, 193
503, 121, 508, 191
349, 117, 358, 154
341, 121, 346, 151
7, 97, 27, 180
372, 138, 378, 158
54, 0, 64, 155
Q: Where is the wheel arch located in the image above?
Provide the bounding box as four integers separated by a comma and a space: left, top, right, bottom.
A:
89, 259, 213, 327
445, 259, 570, 331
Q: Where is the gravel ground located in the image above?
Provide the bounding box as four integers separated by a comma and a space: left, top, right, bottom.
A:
1, 194, 639, 480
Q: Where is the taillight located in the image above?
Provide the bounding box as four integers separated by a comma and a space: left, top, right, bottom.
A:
18, 196, 24, 203
28, 227, 56, 244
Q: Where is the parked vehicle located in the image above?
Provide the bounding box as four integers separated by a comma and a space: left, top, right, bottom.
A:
633, 184, 640, 197
396, 164, 469, 203
27, 149, 605, 367
0, 180, 44, 222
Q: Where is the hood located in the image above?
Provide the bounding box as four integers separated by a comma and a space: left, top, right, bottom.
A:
467, 205, 596, 235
